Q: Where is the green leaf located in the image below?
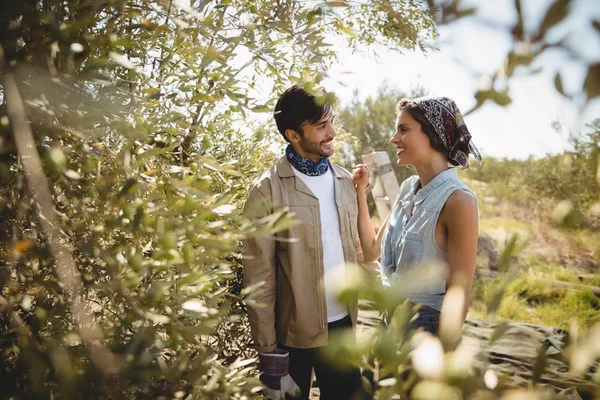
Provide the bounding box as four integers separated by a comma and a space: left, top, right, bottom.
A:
494, 92, 512, 106
489, 321, 510, 345
118, 178, 138, 198
554, 72, 566, 96
242, 280, 265, 296
143, 311, 170, 324
251, 104, 271, 113
544, 336, 565, 356
532, 341, 549, 383
199, 46, 220, 70
378, 377, 397, 387
334, 19, 356, 37
221, 167, 242, 177
538, 0, 571, 38
43, 148, 68, 174
326, 1, 349, 6
265, 62, 278, 76
456, 7, 477, 18
497, 233, 521, 270
265, 208, 301, 233
512, 0, 525, 41
109, 51, 137, 70
159, 54, 173, 70
583, 62, 600, 100
134, 141, 182, 167
179, 325, 215, 342
552, 199, 582, 228
144, 88, 162, 100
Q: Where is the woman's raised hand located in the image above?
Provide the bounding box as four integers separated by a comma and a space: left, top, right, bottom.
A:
352, 164, 370, 193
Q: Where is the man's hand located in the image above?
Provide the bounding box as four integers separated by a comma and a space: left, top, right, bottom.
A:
259, 350, 301, 400
352, 164, 370, 193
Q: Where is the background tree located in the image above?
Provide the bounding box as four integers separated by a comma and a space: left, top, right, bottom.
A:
465, 120, 600, 230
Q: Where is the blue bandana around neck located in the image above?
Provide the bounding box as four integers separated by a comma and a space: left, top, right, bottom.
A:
285, 145, 329, 176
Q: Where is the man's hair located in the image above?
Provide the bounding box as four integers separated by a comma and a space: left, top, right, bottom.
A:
274, 85, 332, 143
396, 99, 448, 157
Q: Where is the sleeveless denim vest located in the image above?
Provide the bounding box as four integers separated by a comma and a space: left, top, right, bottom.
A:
381, 168, 477, 311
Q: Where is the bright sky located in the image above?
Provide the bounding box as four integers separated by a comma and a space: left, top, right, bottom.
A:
323, 0, 600, 159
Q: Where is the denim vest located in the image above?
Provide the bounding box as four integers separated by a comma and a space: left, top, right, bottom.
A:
381, 168, 476, 311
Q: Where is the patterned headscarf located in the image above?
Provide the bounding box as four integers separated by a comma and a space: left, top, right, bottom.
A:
413, 96, 482, 168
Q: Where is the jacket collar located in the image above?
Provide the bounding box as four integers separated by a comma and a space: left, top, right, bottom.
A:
276, 155, 295, 177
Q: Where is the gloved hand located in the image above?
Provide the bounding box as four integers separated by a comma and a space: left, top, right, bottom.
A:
258, 349, 301, 400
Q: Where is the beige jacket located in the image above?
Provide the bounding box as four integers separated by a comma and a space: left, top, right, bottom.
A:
242, 156, 368, 352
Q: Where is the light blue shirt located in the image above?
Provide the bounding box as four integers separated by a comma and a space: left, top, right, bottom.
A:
381, 168, 477, 311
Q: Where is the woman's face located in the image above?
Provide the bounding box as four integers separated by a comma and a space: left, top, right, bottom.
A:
390, 110, 435, 166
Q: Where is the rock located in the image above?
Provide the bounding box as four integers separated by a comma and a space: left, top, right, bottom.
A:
478, 233, 499, 270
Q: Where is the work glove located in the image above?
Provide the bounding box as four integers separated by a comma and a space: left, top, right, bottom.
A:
258, 349, 301, 400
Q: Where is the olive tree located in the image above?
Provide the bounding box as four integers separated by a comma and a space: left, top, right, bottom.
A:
0, 0, 435, 397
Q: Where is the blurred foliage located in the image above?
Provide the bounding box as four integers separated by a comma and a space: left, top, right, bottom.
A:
0, 0, 436, 398
426, 0, 600, 114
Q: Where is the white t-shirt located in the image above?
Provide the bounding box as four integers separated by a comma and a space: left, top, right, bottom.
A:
292, 166, 348, 322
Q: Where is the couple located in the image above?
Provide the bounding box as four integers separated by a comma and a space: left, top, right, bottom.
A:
242, 85, 481, 400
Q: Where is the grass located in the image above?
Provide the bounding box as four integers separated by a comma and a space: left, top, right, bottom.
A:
469, 261, 600, 329
479, 219, 531, 232
545, 227, 600, 255
571, 229, 600, 250
479, 218, 533, 244
463, 180, 600, 330
524, 256, 600, 285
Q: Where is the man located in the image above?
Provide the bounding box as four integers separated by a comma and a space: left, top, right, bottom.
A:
243, 85, 369, 400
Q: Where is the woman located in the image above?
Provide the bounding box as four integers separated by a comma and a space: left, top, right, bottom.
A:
353, 96, 481, 334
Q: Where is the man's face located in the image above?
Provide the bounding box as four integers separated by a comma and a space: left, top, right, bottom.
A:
288, 111, 336, 163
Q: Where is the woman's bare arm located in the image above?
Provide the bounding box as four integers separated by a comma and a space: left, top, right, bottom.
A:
442, 189, 479, 324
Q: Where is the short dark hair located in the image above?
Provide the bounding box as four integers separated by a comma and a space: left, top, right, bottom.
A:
396, 98, 448, 158
274, 85, 332, 142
